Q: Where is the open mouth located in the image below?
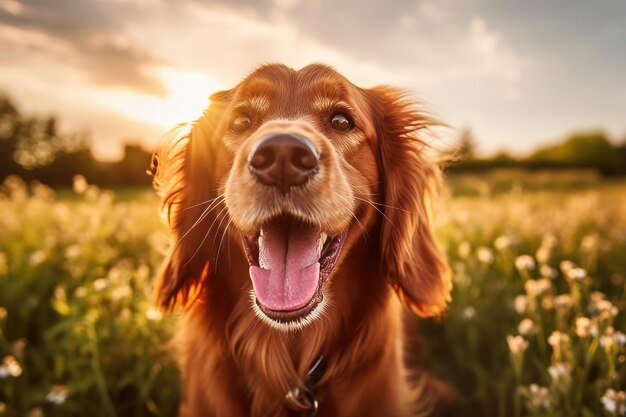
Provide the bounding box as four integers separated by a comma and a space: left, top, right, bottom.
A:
242, 215, 347, 327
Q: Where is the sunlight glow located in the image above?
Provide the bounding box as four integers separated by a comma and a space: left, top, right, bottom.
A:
97, 67, 223, 130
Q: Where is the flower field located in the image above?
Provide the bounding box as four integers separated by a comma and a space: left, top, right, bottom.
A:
1, 172, 625, 417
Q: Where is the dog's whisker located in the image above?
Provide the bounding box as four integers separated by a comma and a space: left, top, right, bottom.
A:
338, 195, 369, 242
214, 217, 234, 274
349, 184, 381, 197
352, 196, 400, 234
177, 195, 225, 244
351, 194, 409, 213
183, 194, 225, 210
184, 204, 229, 268
350, 181, 382, 189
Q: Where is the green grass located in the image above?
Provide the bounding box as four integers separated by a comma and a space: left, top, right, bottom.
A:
1, 172, 625, 417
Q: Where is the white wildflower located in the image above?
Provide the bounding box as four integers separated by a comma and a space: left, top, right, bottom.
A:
540, 265, 557, 279
110, 285, 132, 301
595, 300, 618, 319
575, 317, 593, 338
560, 260, 575, 274
514, 295, 528, 314
528, 384, 551, 409
462, 306, 476, 320
580, 234, 598, 252
515, 255, 536, 272
477, 247, 494, 264
554, 294, 573, 309
146, 307, 163, 321
518, 318, 535, 335
0, 356, 22, 378
568, 267, 587, 281
507, 335, 529, 355
65, 244, 81, 260
548, 331, 570, 348
74, 287, 87, 298
601, 389, 626, 415
548, 362, 571, 383
590, 291, 606, 304
525, 279, 551, 298
46, 385, 68, 405
494, 235, 512, 251
92, 278, 109, 292
541, 295, 555, 310
72, 175, 88, 194
457, 241, 471, 258
536, 234, 557, 264
28, 250, 47, 266
601, 327, 626, 349
560, 261, 587, 282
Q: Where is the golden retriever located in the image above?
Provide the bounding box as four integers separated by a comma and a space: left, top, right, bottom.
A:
152, 63, 451, 417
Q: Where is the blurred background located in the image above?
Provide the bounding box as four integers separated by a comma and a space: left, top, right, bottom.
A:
1, 1, 625, 417
1, 0, 626, 183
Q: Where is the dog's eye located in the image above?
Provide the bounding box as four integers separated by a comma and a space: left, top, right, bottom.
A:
231, 114, 252, 133
329, 113, 353, 132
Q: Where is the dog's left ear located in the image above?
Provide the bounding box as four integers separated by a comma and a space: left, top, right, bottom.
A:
367, 87, 451, 317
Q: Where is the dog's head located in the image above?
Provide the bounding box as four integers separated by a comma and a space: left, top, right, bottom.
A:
153, 64, 450, 330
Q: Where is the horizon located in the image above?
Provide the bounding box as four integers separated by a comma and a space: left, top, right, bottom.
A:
1, 0, 625, 161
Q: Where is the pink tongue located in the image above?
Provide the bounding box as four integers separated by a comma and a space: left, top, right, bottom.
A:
249, 218, 321, 311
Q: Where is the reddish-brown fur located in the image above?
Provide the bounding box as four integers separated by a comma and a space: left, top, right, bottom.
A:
152, 63, 451, 417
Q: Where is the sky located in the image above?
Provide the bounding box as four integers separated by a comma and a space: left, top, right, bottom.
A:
0, 0, 625, 160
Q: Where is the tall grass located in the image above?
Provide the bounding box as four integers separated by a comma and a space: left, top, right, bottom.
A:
0, 177, 179, 417
423, 177, 626, 417
0, 173, 625, 416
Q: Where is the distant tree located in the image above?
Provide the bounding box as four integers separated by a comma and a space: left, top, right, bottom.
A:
527, 131, 623, 175
0, 97, 23, 178
1, 94, 157, 186
455, 128, 477, 161
117, 143, 153, 185
491, 151, 516, 166
0, 95, 94, 184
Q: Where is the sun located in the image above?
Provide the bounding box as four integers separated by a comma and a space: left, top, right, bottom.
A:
156, 68, 224, 127
97, 67, 223, 130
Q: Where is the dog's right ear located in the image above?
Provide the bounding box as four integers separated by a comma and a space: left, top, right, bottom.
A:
152, 90, 233, 311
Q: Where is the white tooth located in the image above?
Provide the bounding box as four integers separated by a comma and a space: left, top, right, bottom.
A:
260, 229, 264, 237
317, 232, 328, 255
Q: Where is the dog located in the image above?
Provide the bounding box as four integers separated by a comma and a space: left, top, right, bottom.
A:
152, 63, 451, 417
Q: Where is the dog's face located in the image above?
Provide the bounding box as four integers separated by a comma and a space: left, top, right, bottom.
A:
154, 64, 450, 330
219, 66, 381, 328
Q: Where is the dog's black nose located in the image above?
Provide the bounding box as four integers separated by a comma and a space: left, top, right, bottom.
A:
248, 133, 319, 193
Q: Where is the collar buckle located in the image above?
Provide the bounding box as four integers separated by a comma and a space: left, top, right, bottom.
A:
284, 355, 326, 416
285, 387, 318, 416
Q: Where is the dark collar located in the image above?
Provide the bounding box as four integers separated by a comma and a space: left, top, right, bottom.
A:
285, 355, 327, 416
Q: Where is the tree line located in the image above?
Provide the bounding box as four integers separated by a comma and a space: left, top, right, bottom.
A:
0, 96, 153, 187
1, 95, 625, 188
451, 128, 626, 176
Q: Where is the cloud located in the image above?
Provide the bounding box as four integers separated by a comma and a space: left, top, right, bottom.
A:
1, 0, 623, 159
0, 0, 167, 96
179, 0, 528, 94
467, 17, 525, 83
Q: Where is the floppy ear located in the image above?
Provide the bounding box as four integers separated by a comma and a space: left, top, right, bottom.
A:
368, 87, 451, 317
151, 90, 232, 310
